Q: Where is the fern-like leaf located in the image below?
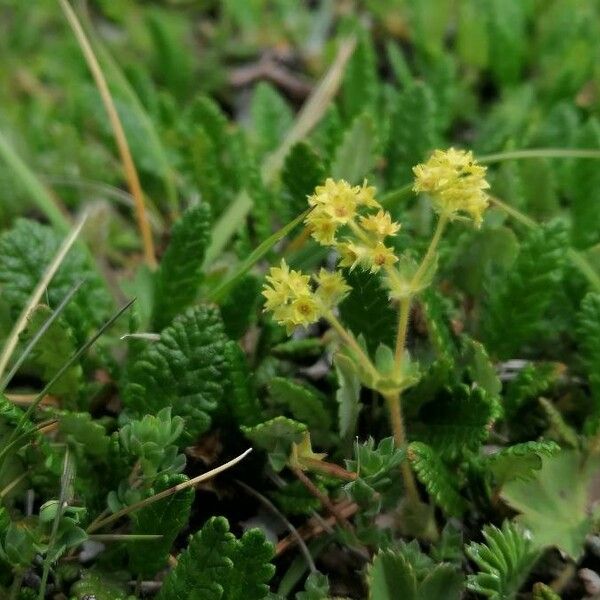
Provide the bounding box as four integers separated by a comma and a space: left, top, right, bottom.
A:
466, 521, 539, 600
412, 386, 497, 460
0, 219, 113, 344
482, 221, 568, 359
157, 516, 274, 600
223, 341, 261, 427
129, 473, 194, 578
124, 306, 229, 443
408, 442, 466, 517
152, 204, 211, 330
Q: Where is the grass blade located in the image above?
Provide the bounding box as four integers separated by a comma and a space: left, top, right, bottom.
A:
0, 128, 70, 232
0, 280, 84, 392
58, 0, 156, 268
0, 214, 87, 380
208, 209, 309, 302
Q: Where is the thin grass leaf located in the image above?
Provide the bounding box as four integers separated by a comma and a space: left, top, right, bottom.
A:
208, 209, 309, 302
0, 214, 86, 380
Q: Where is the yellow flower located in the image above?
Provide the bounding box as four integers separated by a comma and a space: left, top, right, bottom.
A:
307, 212, 337, 245
314, 269, 351, 308
359, 210, 401, 239
355, 180, 380, 208
262, 260, 322, 332
412, 148, 490, 226
337, 241, 367, 270
290, 295, 320, 325
366, 242, 398, 273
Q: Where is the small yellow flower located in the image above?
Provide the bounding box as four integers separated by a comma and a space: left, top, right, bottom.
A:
412, 148, 490, 226
314, 268, 351, 308
307, 213, 337, 245
355, 180, 380, 208
262, 260, 322, 332
359, 210, 401, 239
337, 241, 367, 270
366, 242, 398, 273
290, 295, 320, 325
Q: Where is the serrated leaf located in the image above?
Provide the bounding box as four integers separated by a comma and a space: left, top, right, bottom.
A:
129, 473, 193, 578
152, 204, 211, 330
466, 521, 539, 600
339, 269, 395, 354
501, 450, 596, 560
271, 480, 322, 516
417, 564, 464, 600
485, 440, 560, 485
538, 398, 579, 448
412, 385, 497, 460
385, 82, 437, 188
368, 551, 417, 600
220, 274, 261, 339
0, 219, 113, 344
331, 113, 377, 184
334, 352, 362, 442
482, 221, 568, 360
223, 341, 261, 427
532, 583, 561, 600
157, 516, 274, 600
408, 442, 466, 517
58, 411, 110, 459
463, 337, 501, 398
241, 416, 307, 471
250, 82, 293, 159
19, 305, 82, 406
570, 119, 600, 248
296, 572, 330, 600
340, 31, 378, 122
281, 142, 325, 220
577, 292, 600, 418
124, 305, 229, 443
269, 377, 332, 442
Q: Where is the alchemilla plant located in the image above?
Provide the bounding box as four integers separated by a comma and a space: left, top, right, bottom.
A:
2, 1, 600, 599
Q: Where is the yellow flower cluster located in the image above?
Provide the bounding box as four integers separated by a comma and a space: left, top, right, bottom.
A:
412, 148, 490, 226
262, 260, 351, 333
305, 178, 401, 274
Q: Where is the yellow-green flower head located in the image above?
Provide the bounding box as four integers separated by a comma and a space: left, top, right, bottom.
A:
314, 268, 351, 308
262, 260, 351, 333
359, 210, 401, 240
412, 148, 490, 226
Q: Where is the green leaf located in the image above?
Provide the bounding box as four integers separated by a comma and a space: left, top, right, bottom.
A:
368, 551, 417, 600
129, 473, 193, 578
484, 440, 560, 486
367, 549, 463, 600
408, 442, 466, 517
223, 341, 262, 427
157, 516, 274, 600
0, 219, 113, 344
421, 290, 457, 367
269, 377, 331, 442
58, 411, 110, 459
331, 113, 377, 184
281, 142, 325, 219
124, 306, 229, 443
412, 386, 497, 460
334, 352, 362, 442
463, 337, 501, 398
538, 397, 579, 448
577, 292, 600, 417
385, 82, 437, 188
501, 450, 595, 560
296, 572, 330, 600
152, 204, 211, 330
249, 82, 293, 158
19, 305, 82, 406
339, 269, 396, 354
340, 31, 378, 122
70, 570, 130, 600
466, 521, 539, 600
482, 221, 568, 359
570, 119, 600, 248
241, 416, 307, 471
220, 274, 261, 339
532, 583, 561, 600
271, 480, 322, 516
